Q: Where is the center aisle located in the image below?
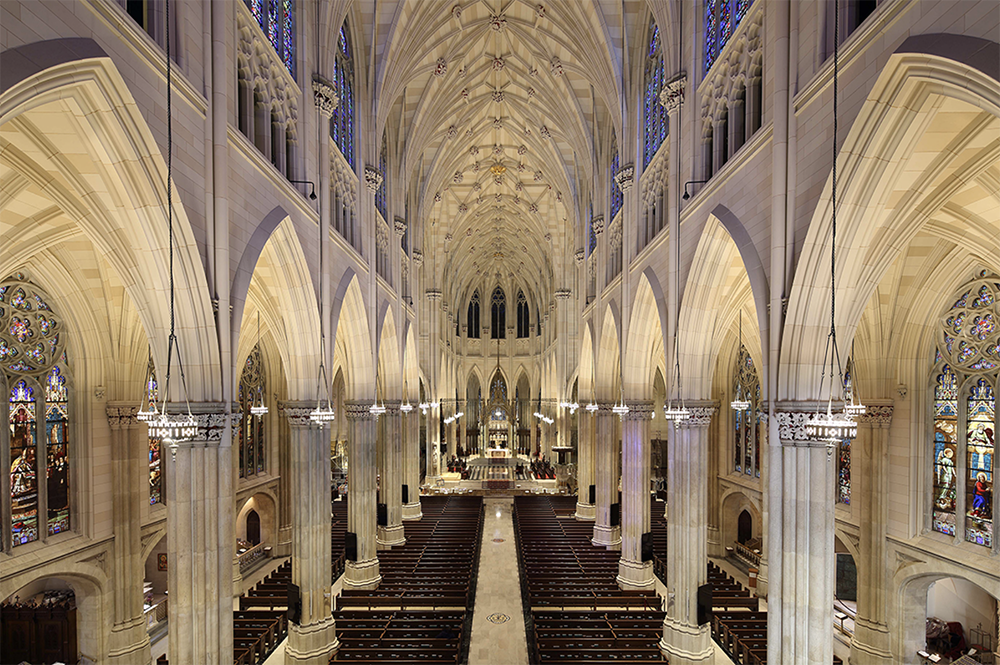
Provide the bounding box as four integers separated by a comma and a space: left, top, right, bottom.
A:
468, 498, 528, 665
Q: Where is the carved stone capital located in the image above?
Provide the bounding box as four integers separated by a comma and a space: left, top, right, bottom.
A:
344, 401, 377, 421
394, 217, 407, 236
412, 250, 423, 266
106, 404, 140, 428
660, 74, 687, 113
554, 288, 571, 300
613, 163, 635, 192
592, 215, 605, 236
383, 400, 402, 416
425, 288, 442, 301
312, 76, 339, 117
364, 167, 383, 192
676, 404, 718, 428
773, 403, 849, 444
623, 401, 654, 420
279, 404, 318, 428
859, 404, 893, 428
574, 249, 585, 265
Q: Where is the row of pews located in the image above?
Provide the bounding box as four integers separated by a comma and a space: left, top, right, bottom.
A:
514, 496, 668, 663
707, 562, 843, 665
332, 500, 347, 582
155, 561, 290, 665
331, 496, 484, 663
650, 498, 668, 584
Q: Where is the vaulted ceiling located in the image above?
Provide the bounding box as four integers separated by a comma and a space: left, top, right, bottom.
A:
375, 0, 625, 319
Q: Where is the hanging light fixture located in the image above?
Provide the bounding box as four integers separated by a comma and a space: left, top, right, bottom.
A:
309, 333, 336, 423
843, 342, 866, 418
146, 0, 197, 452
249, 312, 269, 417
664, 224, 689, 424
730, 312, 751, 412
137, 349, 158, 423
804, 0, 857, 450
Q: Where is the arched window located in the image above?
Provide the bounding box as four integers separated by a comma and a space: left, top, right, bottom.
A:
587, 201, 597, 257
375, 131, 388, 220
643, 19, 668, 168
144, 355, 163, 506
837, 358, 854, 505
732, 344, 761, 477
2, 275, 71, 549
491, 287, 506, 339
237, 344, 267, 478
705, 0, 751, 73
536, 308, 542, 337
245, 0, 295, 76
331, 21, 355, 167
930, 273, 998, 548
467, 290, 481, 338
610, 136, 623, 220
516, 290, 530, 339
490, 371, 507, 403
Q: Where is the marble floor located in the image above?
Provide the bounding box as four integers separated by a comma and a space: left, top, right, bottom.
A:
468, 498, 529, 665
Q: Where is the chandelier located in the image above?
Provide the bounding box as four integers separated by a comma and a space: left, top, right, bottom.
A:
249, 313, 269, 417
730, 312, 751, 412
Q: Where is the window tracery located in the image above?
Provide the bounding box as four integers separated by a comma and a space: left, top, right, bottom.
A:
237, 343, 267, 478
643, 19, 668, 169
733, 344, 761, 478
467, 290, 481, 339
145, 356, 163, 506
331, 22, 355, 167
2, 275, 71, 549
930, 272, 998, 547
705, 0, 750, 73
245, 0, 295, 76
491, 287, 506, 340
516, 290, 530, 339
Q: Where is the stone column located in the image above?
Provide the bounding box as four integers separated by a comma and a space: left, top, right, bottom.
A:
769, 406, 837, 665
344, 401, 381, 589
106, 405, 151, 665
712, 119, 726, 174
592, 404, 621, 548
401, 403, 422, 520
661, 404, 716, 664
619, 402, 654, 590
377, 402, 405, 547
730, 98, 745, 155
851, 404, 894, 665
576, 406, 596, 520
166, 406, 233, 665
281, 405, 338, 664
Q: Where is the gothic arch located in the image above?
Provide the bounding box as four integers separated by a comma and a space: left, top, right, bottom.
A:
781, 43, 1000, 398
332, 271, 374, 398
595, 302, 622, 402
623, 269, 667, 400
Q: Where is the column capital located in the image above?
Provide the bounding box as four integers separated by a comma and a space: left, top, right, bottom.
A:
574, 249, 585, 265
312, 76, 339, 117
859, 403, 894, 428
393, 217, 407, 237
613, 163, 635, 192
773, 402, 852, 445
345, 401, 377, 421
676, 402, 718, 428
278, 401, 321, 429
106, 403, 140, 428
425, 288, 442, 301
592, 215, 605, 235
383, 400, 402, 416
554, 288, 572, 300
623, 401, 654, 420
364, 166, 383, 192
659, 73, 687, 112
412, 249, 423, 266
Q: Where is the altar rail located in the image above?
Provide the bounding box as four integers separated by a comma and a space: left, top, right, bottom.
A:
734, 541, 761, 568
238, 542, 269, 573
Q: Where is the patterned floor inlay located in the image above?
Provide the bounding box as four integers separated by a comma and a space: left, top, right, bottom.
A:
486, 612, 510, 624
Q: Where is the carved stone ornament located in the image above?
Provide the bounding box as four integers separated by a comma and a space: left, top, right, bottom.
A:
453, 170, 464, 184
859, 404, 893, 427
106, 405, 140, 428
412, 250, 423, 266
533, 170, 544, 182
345, 401, 377, 421
660, 74, 687, 113
624, 401, 655, 420
540, 125, 551, 139
394, 217, 407, 236
676, 405, 717, 428
774, 408, 852, 444
434, 191, 442, 202
493, 89, 505, 103
489, 13, 507, 31
492, 56, 506, 72
280, 406, 316, 428
614, 163, 635, 192
425, 288, 442, 301
433, 57, 448, 77
451, 4, 462, 20
446, 125, 457, 140
364, 167, 383, 192
592, 215, 605, 235
312, 77, 339, 117
554, 288, 571, 300
550, 57, 563, 76
535, 4, 546, 19
575, 249, 585, 265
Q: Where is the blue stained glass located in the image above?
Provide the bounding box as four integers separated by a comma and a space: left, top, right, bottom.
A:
648, 25, 660, 57
719, 1, 732, 53
267, 0, 279, 54
610, 142, 622, 221
705, 0, 717, 70
282, 0, 294, 75
330, 22, 355, 167
736, 0, 750, 23
248, 0, 263, 27
643, 18, 667, 169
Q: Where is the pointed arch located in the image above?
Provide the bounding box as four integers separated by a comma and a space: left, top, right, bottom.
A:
332, 272, 374, 398
624, 269, 668, 400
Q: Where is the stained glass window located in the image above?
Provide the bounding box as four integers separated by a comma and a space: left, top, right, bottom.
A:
146, 357, 163, 506
517, 290, 530, 339
837, 440, 851, 505
491, 287, 506, 340
238, 344, 267, 478
468, 290, 481, 338
931, 273, 999, 546
44, 366, 69, 536
966, 379, 993, 547
331, 22, 355, 167
705, 0, 749, 74
375, 132, 388, 221
732, 344, 760, 477
244, 0, 295, 77
587, 202, 597, 256
610, 138, 623, 221
10, 379, 38, 546
643, 18, 668, 169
